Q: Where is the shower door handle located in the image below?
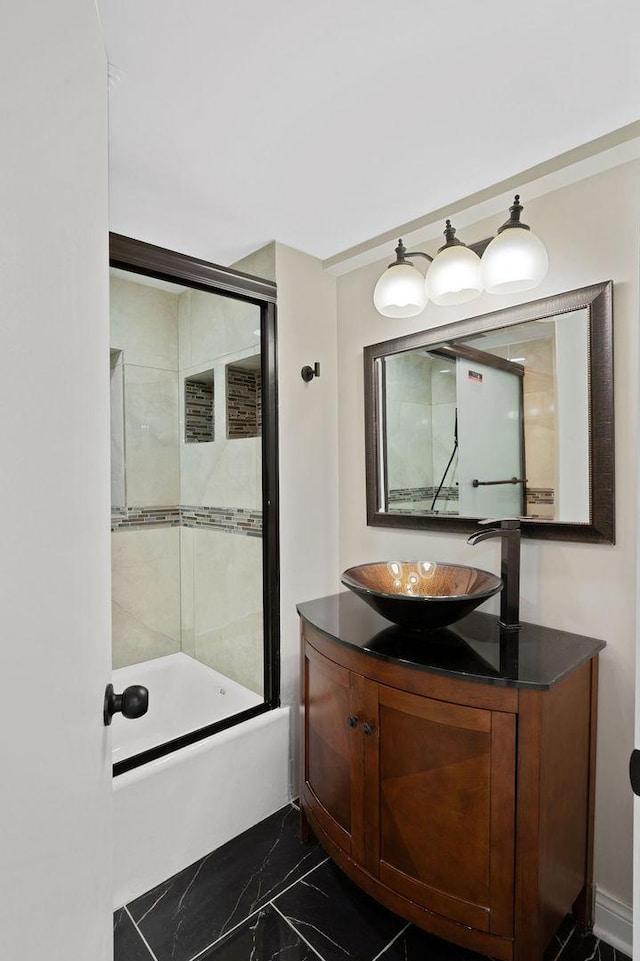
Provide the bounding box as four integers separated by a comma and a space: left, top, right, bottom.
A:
103, 683, 149, 726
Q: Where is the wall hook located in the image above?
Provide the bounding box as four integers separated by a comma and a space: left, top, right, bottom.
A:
301, 362, 320, 382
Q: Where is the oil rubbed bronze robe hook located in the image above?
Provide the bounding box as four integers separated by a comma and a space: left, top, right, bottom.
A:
301, 362, 320, 382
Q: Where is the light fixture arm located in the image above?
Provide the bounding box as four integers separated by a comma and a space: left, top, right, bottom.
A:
390, 221, 474, 268
389, 238, 433, 268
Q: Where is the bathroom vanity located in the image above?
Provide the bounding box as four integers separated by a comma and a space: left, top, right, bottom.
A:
297, 591, 604, 961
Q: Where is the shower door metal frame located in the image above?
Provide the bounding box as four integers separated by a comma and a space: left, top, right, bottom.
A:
109, 233, 280, 776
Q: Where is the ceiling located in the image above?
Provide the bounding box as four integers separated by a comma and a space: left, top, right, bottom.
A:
98, 0, 640, 268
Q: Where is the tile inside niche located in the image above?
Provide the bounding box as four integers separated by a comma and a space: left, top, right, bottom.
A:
185, 371, 215, 443
226, 358, 261, 439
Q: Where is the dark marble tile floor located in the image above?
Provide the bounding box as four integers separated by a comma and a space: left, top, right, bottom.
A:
114, 803, 630, 961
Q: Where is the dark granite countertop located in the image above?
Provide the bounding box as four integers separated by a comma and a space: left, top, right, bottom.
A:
297, 591, 605, 690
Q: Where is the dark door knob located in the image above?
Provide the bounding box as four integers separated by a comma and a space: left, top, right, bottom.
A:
362, 721, 375, 736
347, 715, 358, 728
104, 683, 149, 726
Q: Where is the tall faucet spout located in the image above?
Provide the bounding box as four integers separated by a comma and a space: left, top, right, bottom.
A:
467, 518, 521, 629
466, 527, 500, 546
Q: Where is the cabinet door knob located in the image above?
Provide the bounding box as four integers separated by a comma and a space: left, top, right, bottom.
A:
362, 721, 374, 736
347, 715, 359, 728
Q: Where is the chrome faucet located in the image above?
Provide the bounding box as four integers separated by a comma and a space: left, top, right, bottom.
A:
467, 518, 521, 629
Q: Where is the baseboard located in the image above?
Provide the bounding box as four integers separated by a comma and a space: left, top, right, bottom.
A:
593, 887, 632, 956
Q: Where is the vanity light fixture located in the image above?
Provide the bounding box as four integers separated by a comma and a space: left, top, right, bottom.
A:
372, 240, 428, 318
373, 195, 548, 318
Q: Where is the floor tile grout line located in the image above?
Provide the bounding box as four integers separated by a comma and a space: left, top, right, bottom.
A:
185, 855, 331, 961
272, 902, 351, 961
124, 905, 160, 961
370, 922, 412, 961
271, 902, 329, 961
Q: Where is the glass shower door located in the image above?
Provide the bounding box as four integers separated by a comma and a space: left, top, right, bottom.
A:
456, 357, 524, 518
108, 238, 278, 774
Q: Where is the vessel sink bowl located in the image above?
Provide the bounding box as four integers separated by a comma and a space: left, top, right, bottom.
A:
341, 561, 502, 630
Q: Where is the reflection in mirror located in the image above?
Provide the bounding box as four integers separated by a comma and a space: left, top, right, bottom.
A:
365, 282, 613, 543
382, 310, 589, 523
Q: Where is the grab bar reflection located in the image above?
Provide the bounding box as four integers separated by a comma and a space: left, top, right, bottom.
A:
471, 477, 527, 488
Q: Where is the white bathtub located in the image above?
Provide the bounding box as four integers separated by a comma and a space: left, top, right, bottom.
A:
111, 652, 264, 764
112, 654, 290, 908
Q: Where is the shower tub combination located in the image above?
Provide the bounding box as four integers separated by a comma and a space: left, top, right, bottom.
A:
108, 238, 284, 909
112, 653, 289, 908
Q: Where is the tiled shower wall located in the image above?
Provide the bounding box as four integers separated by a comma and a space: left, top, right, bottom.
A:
110, 274, 264, 694
384, 352, 457, 511
110, 275, 181, 507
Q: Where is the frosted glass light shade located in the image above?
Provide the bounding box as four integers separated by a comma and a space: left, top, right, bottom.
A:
426, 245, 482, 306
373, 262, 428, 318
481, 228, 548, 294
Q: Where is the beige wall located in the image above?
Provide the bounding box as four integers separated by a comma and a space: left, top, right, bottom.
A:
336, 160, 640, 908
273, 242, 340, 787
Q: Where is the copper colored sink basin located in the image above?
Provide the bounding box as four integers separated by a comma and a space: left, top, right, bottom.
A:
341, 561, 502, 630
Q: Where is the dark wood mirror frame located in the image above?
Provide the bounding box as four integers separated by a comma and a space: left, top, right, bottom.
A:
109, 233, 281, 774
364, 281, 614, 543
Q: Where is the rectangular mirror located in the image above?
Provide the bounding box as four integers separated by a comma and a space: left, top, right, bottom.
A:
364, 281, 614, 543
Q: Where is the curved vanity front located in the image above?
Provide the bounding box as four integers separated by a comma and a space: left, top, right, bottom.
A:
297, 591, 605, 961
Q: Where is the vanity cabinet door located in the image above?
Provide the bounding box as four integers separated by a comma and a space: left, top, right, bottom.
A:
302, 642, 361, 857
374, 685, 516, 936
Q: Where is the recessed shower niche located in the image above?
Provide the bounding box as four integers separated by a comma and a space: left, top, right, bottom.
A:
185, 370, 215, 443
108, 235, 279, 773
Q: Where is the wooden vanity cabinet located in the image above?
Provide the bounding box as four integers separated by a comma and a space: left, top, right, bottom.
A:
301, 619, 598, 961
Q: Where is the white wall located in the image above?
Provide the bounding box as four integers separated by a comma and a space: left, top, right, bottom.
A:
0, 2, 112, 959
336, 160, 640, 910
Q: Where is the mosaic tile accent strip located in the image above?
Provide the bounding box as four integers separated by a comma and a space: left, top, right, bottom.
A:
388, 486, 459, 504
227, 365, 262, 439
257, 372, 262, 436
181, 506, 262, 537
185, 379, 214, 443
111, 505, 262, 536
111, 507, 182, 531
